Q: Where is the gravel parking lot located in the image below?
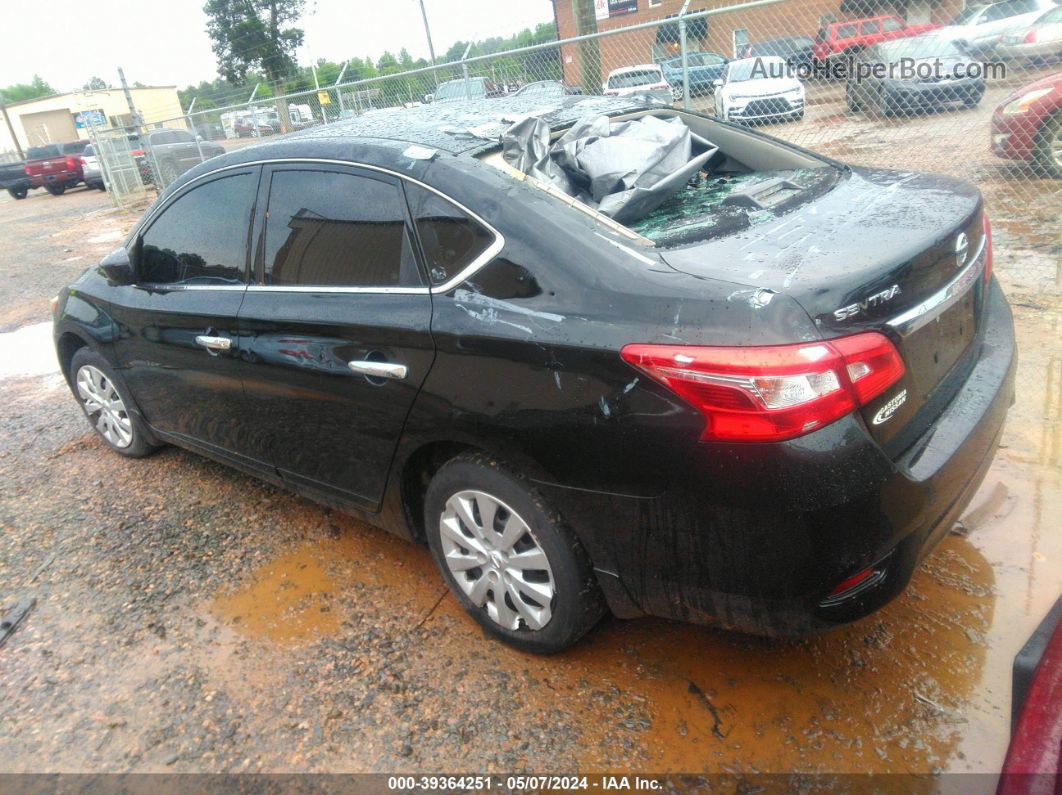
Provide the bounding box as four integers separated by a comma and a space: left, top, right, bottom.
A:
0, 101, 1059, 778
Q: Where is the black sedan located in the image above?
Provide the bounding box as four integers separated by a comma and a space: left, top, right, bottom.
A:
53, 96, 1015, 653
846, 36, 986, 116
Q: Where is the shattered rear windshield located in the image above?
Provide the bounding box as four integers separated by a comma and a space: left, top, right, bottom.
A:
629, 168, 840, 247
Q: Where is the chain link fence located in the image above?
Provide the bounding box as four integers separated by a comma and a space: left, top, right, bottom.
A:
108, 0, 1060, 208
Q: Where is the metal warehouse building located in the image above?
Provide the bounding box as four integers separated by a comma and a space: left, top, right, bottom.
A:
0, 86, 182, 157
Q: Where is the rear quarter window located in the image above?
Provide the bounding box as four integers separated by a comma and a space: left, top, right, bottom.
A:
405, 183, 495, 286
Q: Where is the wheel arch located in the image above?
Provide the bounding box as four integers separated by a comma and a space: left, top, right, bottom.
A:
56, 330, 90, 385
394, 435, 561, 544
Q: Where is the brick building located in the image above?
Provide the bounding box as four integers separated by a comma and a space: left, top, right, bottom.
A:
549, 0, 967, 89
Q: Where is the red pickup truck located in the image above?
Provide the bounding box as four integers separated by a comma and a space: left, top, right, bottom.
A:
23, 140, 89, 196
813, 15, 941, 64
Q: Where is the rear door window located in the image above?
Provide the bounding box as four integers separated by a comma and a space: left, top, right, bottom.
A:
862, 19, 881, 34
139, 172, 256, 286
62, 142, 88, 155
882, 17, 904, 31
405, 183, 496, 286
262, 168, 421, 288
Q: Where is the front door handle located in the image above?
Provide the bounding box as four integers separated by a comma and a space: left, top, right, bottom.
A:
195, 334, 232, 352
348, 360, 408, 380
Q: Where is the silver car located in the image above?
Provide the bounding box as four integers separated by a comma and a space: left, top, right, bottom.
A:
996, 4, 1062, 63
81, 144, 106, 191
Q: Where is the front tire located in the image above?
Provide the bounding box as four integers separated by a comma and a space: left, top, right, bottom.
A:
45, 183, 66, 196
1034, 112, 1062, 179
7, 186, 28, 199
846, 82, 863, 112
70, 348, 159, 458
424, 452, 605, 653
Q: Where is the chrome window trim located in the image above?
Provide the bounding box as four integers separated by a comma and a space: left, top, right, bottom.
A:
136, 284, 248, 291
247, 284, 429, 295
134, 157, 505, 296
887, 235, 987, 337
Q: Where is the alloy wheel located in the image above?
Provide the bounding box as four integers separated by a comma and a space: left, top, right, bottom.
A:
439, 489, 555, 631
76, 365, 133, 448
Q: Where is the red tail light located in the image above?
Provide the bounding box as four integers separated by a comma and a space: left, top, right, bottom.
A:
65, 156, 77, 170
23, 165, 31, 176
620, 332, 905, 442
827, 567, 876, 598
983, 212, 993, 283
1024, 30, 1038, 43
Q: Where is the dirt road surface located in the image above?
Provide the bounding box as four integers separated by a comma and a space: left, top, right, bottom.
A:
0, 106, 1059, 780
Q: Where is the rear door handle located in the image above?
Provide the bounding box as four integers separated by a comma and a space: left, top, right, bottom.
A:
348, 360, 408, 380
195, 334, 232, 352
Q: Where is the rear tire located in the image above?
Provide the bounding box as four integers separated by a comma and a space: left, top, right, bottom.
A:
69, 348, 160, 458
7, 186, 27, 199
424, 452, 605, 653
45, 184, 66, 196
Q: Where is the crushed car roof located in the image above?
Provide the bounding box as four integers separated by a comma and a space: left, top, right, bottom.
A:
285, 94, 661, 156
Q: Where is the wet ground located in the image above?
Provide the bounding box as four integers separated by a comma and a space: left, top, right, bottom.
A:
0, 109, 1060, 779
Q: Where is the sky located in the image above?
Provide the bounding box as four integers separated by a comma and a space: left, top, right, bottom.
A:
1, 0, 554, 93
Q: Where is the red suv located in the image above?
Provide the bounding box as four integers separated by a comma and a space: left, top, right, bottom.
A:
813, 15, 941, 64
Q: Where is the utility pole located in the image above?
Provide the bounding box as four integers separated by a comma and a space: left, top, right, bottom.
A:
117, 67, 144, 131
0, 98, 24, 160
418, 0, 439, 87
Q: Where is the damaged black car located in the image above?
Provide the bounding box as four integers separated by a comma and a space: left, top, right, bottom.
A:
53, 95, 1015, 653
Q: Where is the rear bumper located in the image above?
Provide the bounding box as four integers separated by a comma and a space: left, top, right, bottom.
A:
543, 278, 1016, 635
28, 173, 80, 188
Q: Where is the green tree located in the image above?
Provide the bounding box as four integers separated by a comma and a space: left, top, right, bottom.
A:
83, 76, 108, 90
203, 0, 306, 85
0, 74, 56, 103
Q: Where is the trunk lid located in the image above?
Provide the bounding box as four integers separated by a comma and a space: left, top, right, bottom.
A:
657, 167, 987, 455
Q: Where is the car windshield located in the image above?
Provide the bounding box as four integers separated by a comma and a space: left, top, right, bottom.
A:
1039, 5, 1062, 22
435, 80, 485, 101
608, 69, 662, 88
880, 36, 964, 59
951, 4, 989, 24
27, 144, 62, 159
727, 57, 786, 82
514, 81, 566, 98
